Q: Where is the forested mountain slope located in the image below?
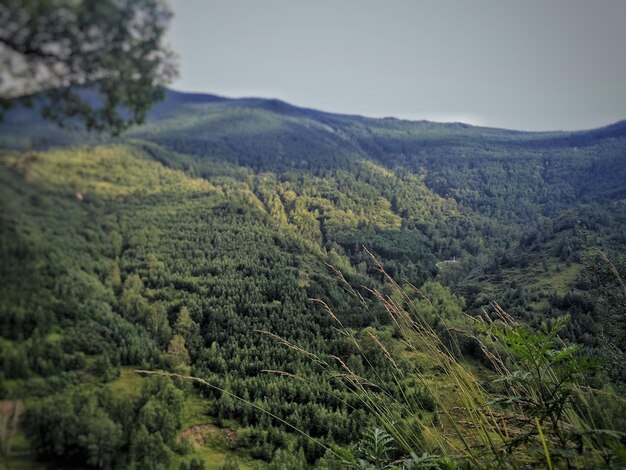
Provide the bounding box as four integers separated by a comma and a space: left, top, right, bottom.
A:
0, 91, 624, 468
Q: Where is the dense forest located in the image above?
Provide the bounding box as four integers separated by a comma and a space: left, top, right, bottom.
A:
0, 91, 625, 469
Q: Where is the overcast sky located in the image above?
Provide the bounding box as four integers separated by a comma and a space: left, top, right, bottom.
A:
166, 0, 626, 131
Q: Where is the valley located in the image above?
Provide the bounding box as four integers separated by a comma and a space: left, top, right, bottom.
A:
0, 91, 625, 469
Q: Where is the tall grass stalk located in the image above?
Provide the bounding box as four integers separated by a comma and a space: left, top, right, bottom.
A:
261, 250, 625, 468
138, 251, 625, 469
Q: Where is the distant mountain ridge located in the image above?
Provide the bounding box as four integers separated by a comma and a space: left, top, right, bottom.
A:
158, 89, 626, 136
131, 90, 626, 219
2, 87, 625, 148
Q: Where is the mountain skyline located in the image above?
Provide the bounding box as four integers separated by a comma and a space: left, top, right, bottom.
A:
161, 88, 626, 133
166, 0, 626, 131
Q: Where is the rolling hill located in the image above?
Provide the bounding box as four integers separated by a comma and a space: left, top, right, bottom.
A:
0, 90, 625, 468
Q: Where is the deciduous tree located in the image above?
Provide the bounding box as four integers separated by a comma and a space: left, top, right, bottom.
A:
0, 0, 178, 134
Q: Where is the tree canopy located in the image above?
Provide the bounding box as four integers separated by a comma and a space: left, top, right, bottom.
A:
0, 0, 178, 134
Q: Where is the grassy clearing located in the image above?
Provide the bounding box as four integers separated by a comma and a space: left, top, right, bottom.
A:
180, 393, 213, 429
175, 446, 263, 470
174, 380, 269, 468
107, 366, 145, 399
529, 262, 579, 291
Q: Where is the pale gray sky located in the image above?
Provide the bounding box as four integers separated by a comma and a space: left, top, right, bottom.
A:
166, 0, 626, 131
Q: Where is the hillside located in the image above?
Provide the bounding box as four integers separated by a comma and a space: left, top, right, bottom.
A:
0, 91, 625, 468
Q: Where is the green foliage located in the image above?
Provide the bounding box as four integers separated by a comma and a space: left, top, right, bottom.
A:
1, 91, 625, 468
218, 455, 239, 470
356, 427, 395, 467
310, 271, 626, 468
0, 0, 178, 134
268, 447, 307, 469
323, 427, 455, 470
22, 377, 183, 469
